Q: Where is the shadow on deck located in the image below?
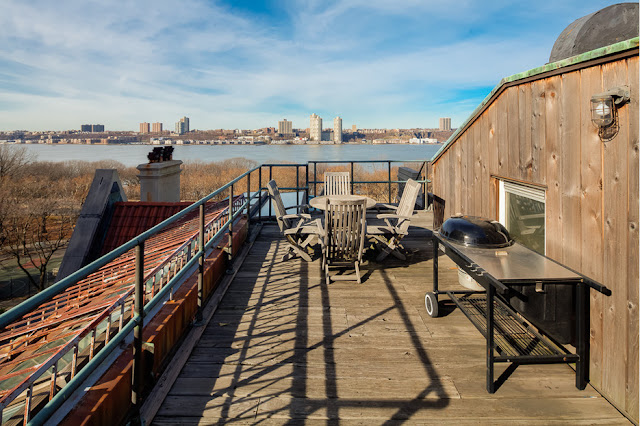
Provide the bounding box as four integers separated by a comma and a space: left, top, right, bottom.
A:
153, 211, 627, 424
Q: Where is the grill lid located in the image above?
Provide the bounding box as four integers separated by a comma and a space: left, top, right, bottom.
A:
440, 215, 513, 248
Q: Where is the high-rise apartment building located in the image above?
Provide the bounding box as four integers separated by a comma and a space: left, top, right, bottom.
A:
310, 113, 322, 141
175, 116, 190, 134
81, 124, 105, 132
333, 117, 342, 143
352, 124, 357, 132
439, 117, 452, 131
278, 119, 293, 135
152, 122, 163, 133
140, 122, 150, 133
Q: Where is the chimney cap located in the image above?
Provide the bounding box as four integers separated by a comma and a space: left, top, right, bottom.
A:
148, 146, 174, 163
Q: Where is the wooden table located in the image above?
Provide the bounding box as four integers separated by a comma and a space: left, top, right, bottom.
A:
309, 195, 376, 210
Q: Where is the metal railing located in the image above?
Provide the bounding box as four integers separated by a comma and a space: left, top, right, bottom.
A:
0, 166, 263, 425
0, 159, 430, 425
308, 160, 430, 207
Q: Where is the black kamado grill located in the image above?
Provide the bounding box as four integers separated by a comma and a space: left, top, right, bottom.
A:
439, 216, 514, 292
439, 215, 513, 248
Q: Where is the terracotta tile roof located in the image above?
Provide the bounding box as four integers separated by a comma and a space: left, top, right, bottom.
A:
101, 202, 194, 255
0, 196, 245, 415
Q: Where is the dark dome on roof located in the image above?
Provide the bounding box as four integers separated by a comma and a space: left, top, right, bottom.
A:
549, 3, 639, 63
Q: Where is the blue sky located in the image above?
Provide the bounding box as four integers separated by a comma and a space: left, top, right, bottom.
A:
0, 0, 628, 131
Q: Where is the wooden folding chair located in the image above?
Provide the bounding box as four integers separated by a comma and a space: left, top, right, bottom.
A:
367, 178, 421, 262
267, 180, 322, 262
323, 172, 351, 196
323, 198, 367, 284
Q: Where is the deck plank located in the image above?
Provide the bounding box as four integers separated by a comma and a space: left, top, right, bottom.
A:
153, 212, 627, 424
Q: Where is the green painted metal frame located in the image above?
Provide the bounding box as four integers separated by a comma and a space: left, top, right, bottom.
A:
0, 159, 431, 425
307, 160, 431, 206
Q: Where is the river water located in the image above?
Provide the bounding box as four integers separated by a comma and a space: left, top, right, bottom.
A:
13, 143, 442, 167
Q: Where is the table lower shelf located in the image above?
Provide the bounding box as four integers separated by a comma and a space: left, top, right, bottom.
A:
447, 292, 578, 364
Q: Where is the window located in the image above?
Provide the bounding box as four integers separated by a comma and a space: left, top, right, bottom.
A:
498, 180, 546, 255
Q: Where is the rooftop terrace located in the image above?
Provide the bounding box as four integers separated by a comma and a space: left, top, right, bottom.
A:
149, 212, 627, 424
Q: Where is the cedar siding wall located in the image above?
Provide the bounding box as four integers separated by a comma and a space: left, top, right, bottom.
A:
431, 53, 639, 422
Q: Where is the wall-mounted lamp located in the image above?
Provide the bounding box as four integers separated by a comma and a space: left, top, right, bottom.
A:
590, 85, 630, 141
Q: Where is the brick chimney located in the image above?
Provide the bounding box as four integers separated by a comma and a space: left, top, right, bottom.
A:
137, 147, 183, 202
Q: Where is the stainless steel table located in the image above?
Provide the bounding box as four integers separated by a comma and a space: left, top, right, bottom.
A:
427, 232, 611, 393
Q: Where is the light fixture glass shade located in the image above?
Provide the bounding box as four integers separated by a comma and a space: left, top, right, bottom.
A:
590, 96, 614, 127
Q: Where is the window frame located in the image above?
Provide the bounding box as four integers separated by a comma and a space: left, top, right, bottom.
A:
498, 179, 547, 254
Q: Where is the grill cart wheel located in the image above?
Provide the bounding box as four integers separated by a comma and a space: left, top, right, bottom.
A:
425, 292, 439, 318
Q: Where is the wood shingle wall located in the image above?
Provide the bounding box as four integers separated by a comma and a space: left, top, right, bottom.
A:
431, 52, 638, 422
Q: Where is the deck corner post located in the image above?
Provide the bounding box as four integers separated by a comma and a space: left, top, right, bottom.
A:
132, 241, 145, 421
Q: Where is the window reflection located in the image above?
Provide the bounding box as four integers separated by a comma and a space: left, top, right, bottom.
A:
505, 192, 545, 254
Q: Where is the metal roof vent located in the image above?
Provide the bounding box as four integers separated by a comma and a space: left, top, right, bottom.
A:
549, 2, 638, 63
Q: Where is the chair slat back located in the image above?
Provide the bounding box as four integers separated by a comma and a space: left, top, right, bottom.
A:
325, 198, 366, 262
395, 179, 421, 233
324, 172, 351, 196
267, 180, 290, 232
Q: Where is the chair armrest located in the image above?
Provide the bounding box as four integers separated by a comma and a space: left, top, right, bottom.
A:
312, 218, 325, 234
377, 213, 413, 221
376, 213, 411, 230
281, 213, 311, 221
376, 213, 406, 220
301, 218, 324, 235
373, 202, 397, 212
309, 219, 326, 247
285, 204, 310, 213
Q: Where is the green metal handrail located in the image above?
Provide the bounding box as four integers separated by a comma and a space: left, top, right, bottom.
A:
307, 159, 430, 205
1, 166, 264, 426
0, 158, 431, 425
0, 165, 262, 330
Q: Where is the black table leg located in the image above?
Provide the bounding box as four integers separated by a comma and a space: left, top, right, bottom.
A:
487, 283, 495, 393
576, 282, 589, 390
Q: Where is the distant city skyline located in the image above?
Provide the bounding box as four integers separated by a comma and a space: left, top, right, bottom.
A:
0, 0, 625, 131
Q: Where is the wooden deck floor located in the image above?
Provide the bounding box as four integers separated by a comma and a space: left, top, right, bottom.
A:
154, 211, 628, 424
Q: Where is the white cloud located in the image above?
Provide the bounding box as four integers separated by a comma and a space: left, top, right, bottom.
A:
0, 0, 625, 130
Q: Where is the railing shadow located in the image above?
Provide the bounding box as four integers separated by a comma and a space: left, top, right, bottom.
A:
157, 219, 452, 423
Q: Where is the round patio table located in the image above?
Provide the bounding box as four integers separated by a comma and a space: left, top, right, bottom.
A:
309, 194, 376, 210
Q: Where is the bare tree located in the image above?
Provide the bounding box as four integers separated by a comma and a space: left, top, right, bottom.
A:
0, 144, 33, 180
0, 145, 33, 272
0, 181, 75, 291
